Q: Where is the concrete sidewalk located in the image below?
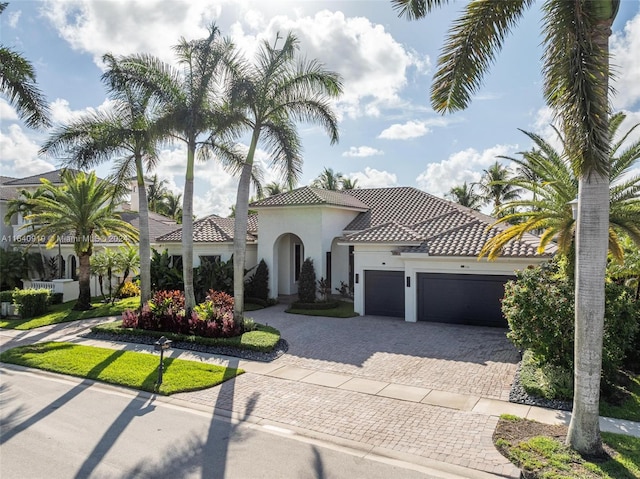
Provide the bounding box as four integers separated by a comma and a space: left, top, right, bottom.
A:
1, 315, 639, 479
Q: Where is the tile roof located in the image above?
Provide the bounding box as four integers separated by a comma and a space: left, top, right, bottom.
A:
342, 221, 424, 244
343, 187, 456, 231
251, 186, 369, 210
118, 211, 179, 242
156, 214, 258, 243
3, 168, 82, 186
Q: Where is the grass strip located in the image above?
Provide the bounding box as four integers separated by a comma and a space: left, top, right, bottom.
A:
92, 321, 281, 353
286, 300, 358, 318
0, 341, 243, 395
494, 415, 640, 478
0, 297, 140, 330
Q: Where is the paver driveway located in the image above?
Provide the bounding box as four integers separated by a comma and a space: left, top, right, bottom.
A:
248, 304, 520, 401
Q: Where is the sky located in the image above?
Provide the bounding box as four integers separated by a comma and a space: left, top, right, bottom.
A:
1, 0, 640, 218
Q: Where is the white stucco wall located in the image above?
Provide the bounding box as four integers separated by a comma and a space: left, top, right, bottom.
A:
255, 206, 360, 298
352, 244, 550, 322
154, 243, 258, 269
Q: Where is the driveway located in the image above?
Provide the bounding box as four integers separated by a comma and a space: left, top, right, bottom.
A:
248, 304, 520, 401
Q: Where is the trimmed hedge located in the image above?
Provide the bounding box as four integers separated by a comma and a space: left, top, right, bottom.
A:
13, 289, 51, 319
0, 290, 15, 303
291, 300, 339, 310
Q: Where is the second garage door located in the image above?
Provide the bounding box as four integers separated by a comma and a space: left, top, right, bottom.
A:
417, 273, 512, 327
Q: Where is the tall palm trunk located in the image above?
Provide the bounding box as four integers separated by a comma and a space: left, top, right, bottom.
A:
233, 128, 259, 322
566, 6, 614, 454
182, 137, 196, 309
75, 251, 92, 310
135, 161, 152, 306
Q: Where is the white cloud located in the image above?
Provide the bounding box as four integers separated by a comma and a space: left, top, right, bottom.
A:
0, 99, 19, 122
7, 10, 21, 28
342, 146, 384, 158
0, 124, 55, 177
378, 120, 430, 140
40, 0, 219, 65
50, 97, 114, 125
611, 12, 640, 110
347, 167, 397, 188
232, 10, 426, 119
415, 144, 517, 199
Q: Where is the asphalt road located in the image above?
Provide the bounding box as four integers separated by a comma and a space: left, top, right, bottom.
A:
0, 367, 460, 479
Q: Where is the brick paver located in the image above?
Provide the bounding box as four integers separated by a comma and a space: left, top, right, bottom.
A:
249, 305, 519, 401
173, 373, 517, 476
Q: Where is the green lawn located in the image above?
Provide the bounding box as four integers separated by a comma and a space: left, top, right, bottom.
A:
0, 297, 139, 330
0, 341, 243, 395
494, 416, 640, 479
92, 320, 281, 353
286, 300, 358, 318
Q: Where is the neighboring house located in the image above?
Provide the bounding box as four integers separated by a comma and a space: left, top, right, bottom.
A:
250, 186, 555, 327
155, 214, 259, 269
3, 170, 555, 327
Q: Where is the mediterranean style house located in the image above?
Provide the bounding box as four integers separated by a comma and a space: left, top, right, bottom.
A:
2, 170, 555, 327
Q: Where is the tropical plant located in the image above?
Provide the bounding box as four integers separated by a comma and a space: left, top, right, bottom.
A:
263, 181, 287, 197
158, 191, 183, 222
21, 171, 138, 310
40, 53, 161, 307
146, 174, 170, 213
446, 181, 483, 210
149, 249, 183, 292
0, 3, 50, 128
90, 248, 119, 301
476, 161, 521, 216
312, 167, 344, 191
340, 177, 359, 190
392, 0, 619, 454
4, 186, 51, 274
228, 32, 342, 322
0, 249, 23, 290
481, 113, 640, 264
104, 25, 245, 310
608, 235, 640, 300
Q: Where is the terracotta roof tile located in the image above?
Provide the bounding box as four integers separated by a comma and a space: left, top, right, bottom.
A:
343, 187, 455, 231
344, 222, 424, 244
157, 214, 258, 243
251, 187, 369, 209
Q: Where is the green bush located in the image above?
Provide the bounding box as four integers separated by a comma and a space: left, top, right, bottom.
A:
13, 289, 51, 319
0, 290, 15, 303
245, 259, 269, 301
48, 292, 64, 305
502, 261, 639, 378
298, 258, 316, 303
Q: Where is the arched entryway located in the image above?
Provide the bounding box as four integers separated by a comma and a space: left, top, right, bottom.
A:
272, 233, 304, 296
67, 255, 77, 280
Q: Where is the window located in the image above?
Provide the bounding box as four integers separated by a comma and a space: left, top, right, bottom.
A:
199, 255, 221, 266
326, 251, 332, 284
294, 243, 302, 281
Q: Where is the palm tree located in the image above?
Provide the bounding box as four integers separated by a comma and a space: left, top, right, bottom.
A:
312, 167, 344, 191
263, 181, 288, 198
103, 25, 242, 310
476, 161, 521, 216
4, 186, 51, 275
446, 181, 483, 210
146, 174, 171, 214
40, 54, 160, 307
340, 177, 359, 190
0, 3, 50, 128
158, 191, 183, 222
229, 32, 342, 322
392, 0, 619, 454
481, 113, 640, 263
22, 171, 138, 310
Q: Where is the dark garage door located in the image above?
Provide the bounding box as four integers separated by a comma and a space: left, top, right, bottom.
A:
365, 270, 404, 318
417, 273, 513, 327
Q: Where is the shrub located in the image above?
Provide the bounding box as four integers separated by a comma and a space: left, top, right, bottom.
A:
150, 249, 183, 291
298, 258, 316, 303
335, 281, 353, 299
117, 281, 140, 298
245, 259, 269, 301
0, 290, 15, 303
48, 292, 64, 305
317, 277, 331, 301
194, 256, 234, 301
502, 261, 639, 378
13, 289, 50, 318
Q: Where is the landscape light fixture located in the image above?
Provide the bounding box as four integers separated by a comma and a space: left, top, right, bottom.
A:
154, 336, 172, 390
